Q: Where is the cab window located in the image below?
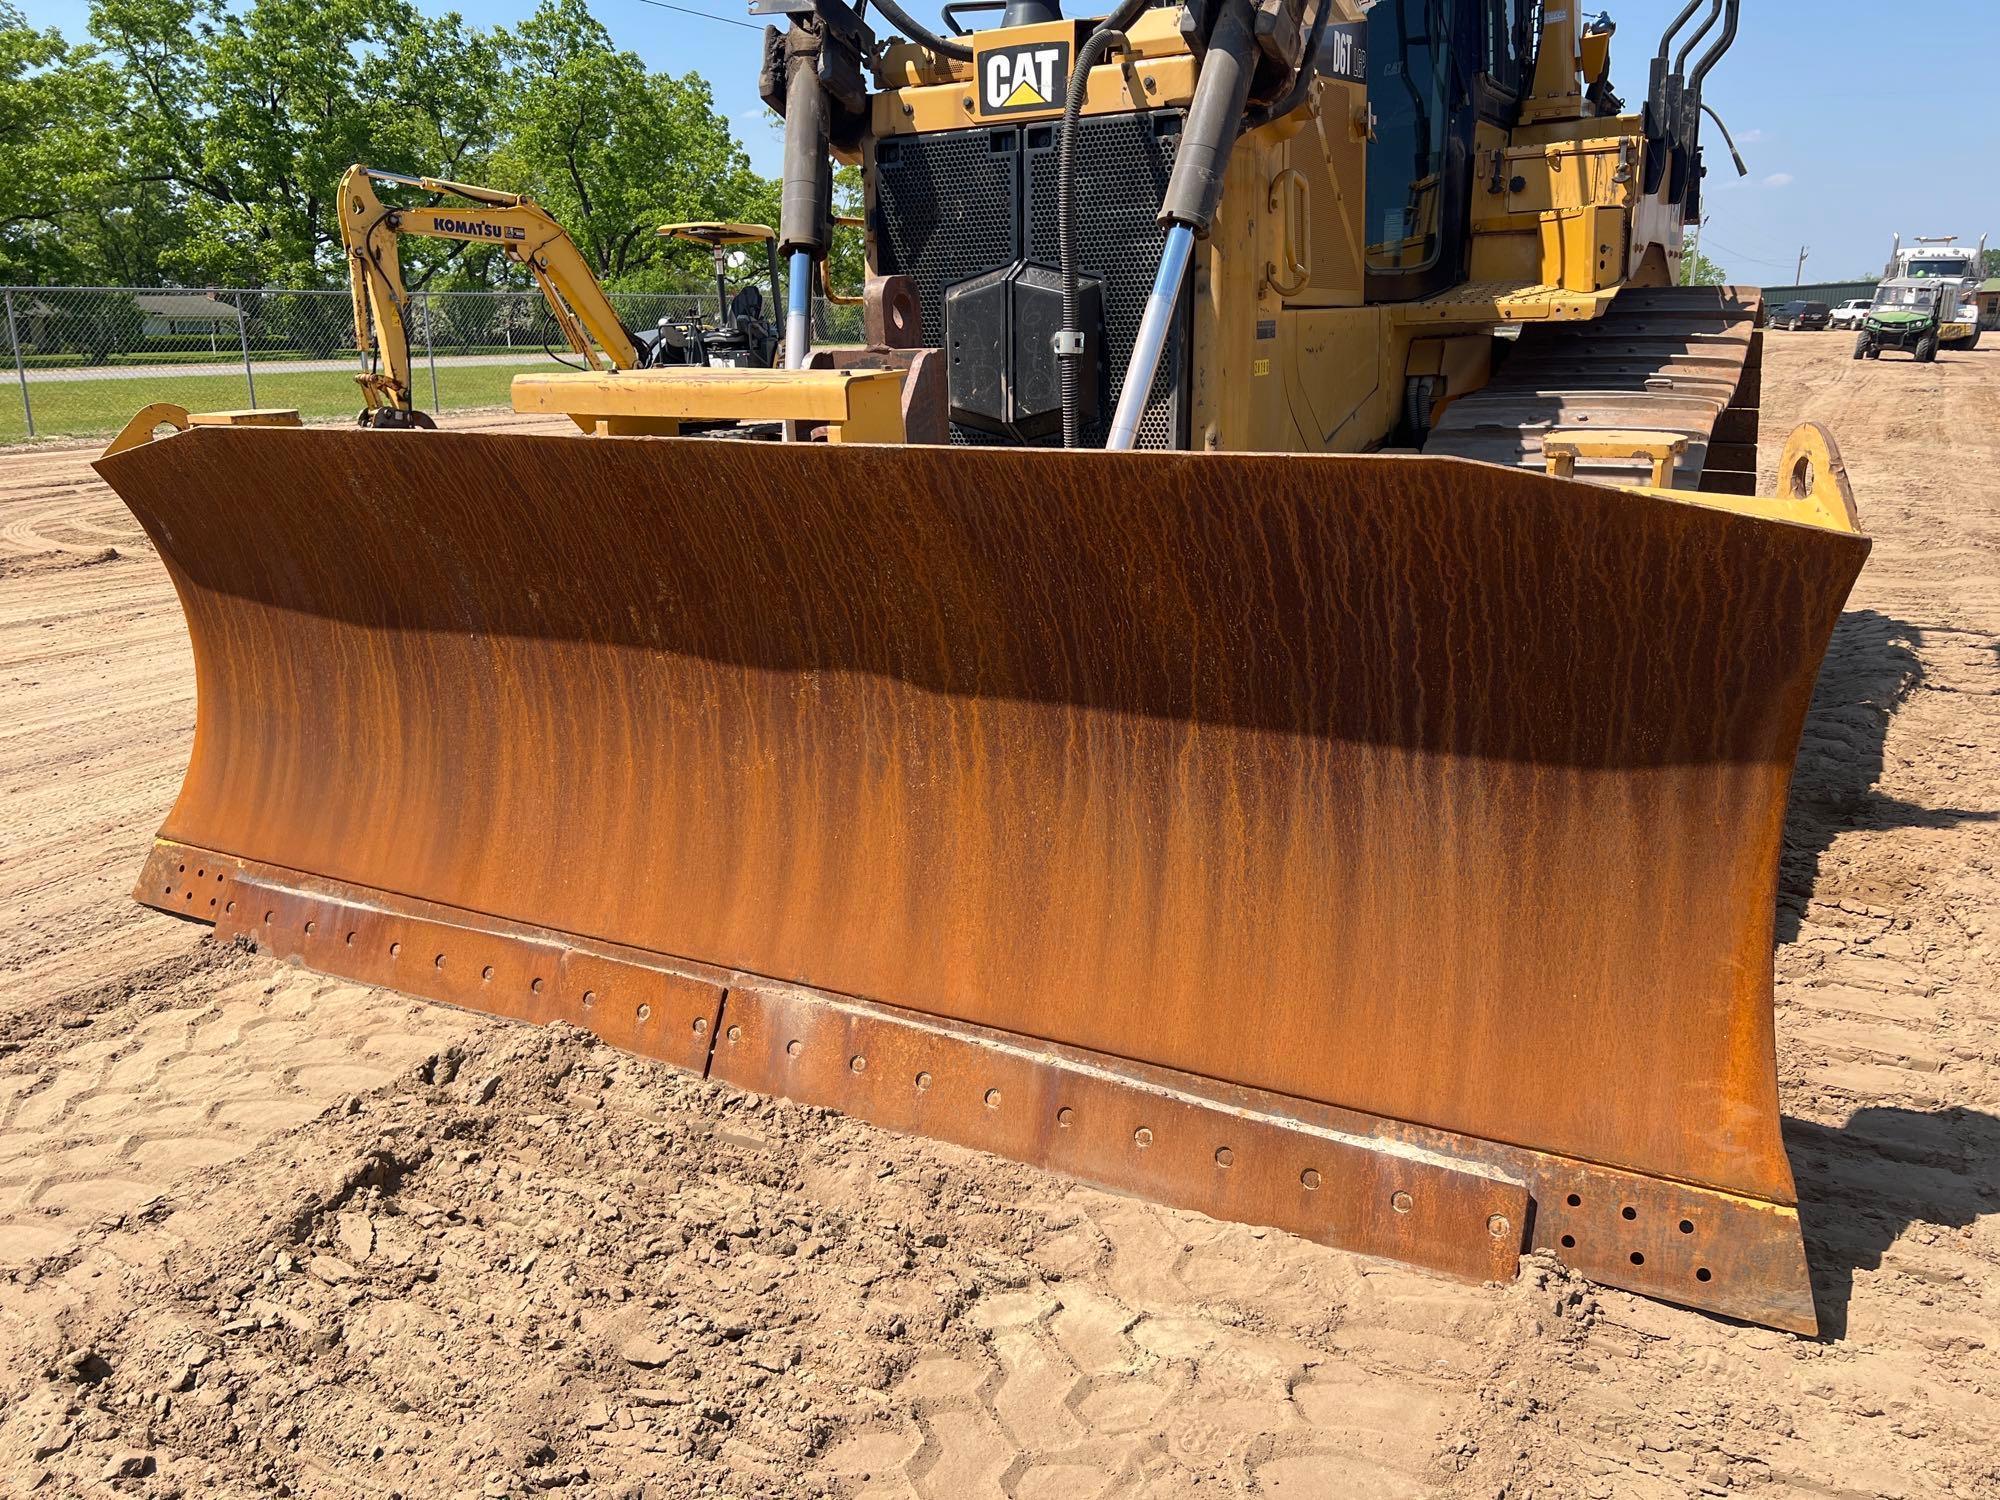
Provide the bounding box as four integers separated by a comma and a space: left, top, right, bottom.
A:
1476, 0, 1536, 99
1365, 0, 1454, 273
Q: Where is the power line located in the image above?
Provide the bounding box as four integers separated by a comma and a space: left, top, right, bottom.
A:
632, 0, 763, 31
1699, 234, 1795, 270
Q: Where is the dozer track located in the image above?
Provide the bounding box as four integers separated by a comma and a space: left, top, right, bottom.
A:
97, 411, 1864, 1334
1427, 285, 1764, 494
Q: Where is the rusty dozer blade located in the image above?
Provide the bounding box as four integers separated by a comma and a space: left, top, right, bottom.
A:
97, 424, 1867, 1332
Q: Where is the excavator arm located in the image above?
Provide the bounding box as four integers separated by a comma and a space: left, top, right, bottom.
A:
339, 165, 647, 426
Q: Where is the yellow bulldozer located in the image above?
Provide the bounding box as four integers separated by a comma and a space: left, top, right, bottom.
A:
95, 0, 1865, 1334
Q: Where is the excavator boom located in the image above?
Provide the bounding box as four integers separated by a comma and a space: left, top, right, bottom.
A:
340, 165, 645, 422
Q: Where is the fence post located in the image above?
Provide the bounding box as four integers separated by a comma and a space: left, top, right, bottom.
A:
233, 294, 258, 409
422, 291, 440, 412
4, 290, 33, 439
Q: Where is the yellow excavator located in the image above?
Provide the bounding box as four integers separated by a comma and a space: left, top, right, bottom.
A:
339, 165, 783, 425
99, 0, 1864, 1334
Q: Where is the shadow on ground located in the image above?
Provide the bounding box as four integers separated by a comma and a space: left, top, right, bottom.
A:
1776, 609, 1998, 944
1786, 1105, 2000, 1339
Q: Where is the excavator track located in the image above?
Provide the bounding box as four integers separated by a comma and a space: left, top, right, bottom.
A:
1426, 286, 1764, 494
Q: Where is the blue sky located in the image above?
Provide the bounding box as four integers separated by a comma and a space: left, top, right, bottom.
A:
21, 0, 1999, 284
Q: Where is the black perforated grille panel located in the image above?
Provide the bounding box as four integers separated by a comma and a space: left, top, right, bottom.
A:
870, 113, 1188, 449
872, 128, 1020, 350
1026, 113, 1185, 450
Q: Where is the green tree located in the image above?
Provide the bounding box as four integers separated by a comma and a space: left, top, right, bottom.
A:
491, 0, 772, 290
0, 4, 124, 282
5, 0, 780, 296
1678, 229, 1724, 287
88, 0, 512, 285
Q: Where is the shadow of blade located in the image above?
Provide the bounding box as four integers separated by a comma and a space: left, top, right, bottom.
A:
1785, 1106, 2000, 1340
1777, 609, 1927, 944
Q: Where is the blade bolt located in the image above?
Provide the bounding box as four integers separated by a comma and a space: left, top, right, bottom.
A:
726, 1025, 742, 1043
786, 1039, 803, 1058
1055, 1107, 1074, 1128
636, 1004, 652, 1022
983, 1088, 1002, 1110
915, 1071, 932, 1091
1301, 1169, 1322, 1191
692, 1016, 708, 1034
481, 965, 494, 982
1391, 1191, 1414, 1214
1133, 1128, 1153, 1149
849, 1054, 866, 1073
1214, 1147, 1234, 1168
1487, 1214, 1511, 1239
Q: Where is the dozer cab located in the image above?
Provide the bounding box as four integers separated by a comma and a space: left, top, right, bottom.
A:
97, 0, 1866, 1334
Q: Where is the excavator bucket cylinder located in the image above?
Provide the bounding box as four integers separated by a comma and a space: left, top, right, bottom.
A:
96, 425, 1867, 1333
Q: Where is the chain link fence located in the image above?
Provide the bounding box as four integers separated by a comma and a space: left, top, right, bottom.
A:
1, 285, 865, 442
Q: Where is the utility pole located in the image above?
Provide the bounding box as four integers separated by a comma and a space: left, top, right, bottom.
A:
1794, 245, 1810, 285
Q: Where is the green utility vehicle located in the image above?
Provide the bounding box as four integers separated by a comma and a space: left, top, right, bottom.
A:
1853, 278, 1978, 361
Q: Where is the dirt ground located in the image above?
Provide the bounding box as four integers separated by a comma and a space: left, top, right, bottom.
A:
0, 334, 1995, 1499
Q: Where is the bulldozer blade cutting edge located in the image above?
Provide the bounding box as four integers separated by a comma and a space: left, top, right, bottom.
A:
98, 426, 1867, 1333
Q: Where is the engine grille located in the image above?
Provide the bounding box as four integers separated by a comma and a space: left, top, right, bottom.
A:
871, 112, 1189, 449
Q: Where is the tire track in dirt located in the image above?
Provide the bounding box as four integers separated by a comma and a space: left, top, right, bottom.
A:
1447, 337, 2000, 1500
0, 359, 1994, 1498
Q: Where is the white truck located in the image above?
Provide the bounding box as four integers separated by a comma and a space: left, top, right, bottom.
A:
1882, 234, 1987, 348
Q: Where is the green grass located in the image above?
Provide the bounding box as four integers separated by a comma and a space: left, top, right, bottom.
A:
0, 361, 557, 443
22, 344, 578, 370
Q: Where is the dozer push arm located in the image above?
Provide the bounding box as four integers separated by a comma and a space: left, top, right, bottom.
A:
340, 165, 645, 425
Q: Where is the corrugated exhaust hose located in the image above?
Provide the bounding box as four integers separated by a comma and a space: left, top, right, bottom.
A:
1053, 0, 1154, 447
1056, 23, 1133, 447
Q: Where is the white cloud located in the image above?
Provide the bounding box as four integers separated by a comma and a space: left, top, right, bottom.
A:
1761, 172, 1795, 189
1737, 128, 1768, 144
